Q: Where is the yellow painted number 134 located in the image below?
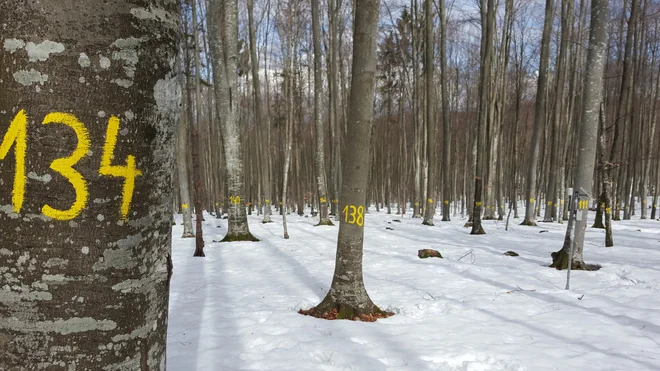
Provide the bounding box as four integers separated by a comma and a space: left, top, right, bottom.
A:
0, 110, 141, 221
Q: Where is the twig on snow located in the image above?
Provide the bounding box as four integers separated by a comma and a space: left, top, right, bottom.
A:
457, 249, 475, 264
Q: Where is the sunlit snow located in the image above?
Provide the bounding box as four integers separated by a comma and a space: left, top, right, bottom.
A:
168, 206, 660, 370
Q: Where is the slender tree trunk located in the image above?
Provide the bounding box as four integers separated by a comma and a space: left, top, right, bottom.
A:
597, 104, 615, 246
247, 0, 273, 224
312, 0, 334, 226
611, 0, 638, 221
177, 55, 195, 238
282, 58, 294, 239
422, 0, 436, 225
522, 0, 554, 226
545, 0, 572, 223
190, 0, 205, 257
0, 0, 178, 368
439, 0, 451, 221
470, 0, 494, 235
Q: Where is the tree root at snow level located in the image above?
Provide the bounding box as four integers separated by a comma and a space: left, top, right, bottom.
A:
520, 219, 537, 226
470, 225, 485, 235
315, 219, 335, 226
220, 232, 260, 242
299, 305, 393, 322
550, 250, 601, 271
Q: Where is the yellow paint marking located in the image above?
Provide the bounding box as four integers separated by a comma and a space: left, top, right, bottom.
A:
0, 110, 28, 213
100, 116, 142, 220
42, 112, 90, 220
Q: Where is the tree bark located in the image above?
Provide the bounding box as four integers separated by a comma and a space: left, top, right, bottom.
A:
312, 0, 334, 226
247, 0, 273, 224
176, 59, 194, 238
551, 0, 609, 270
470, 0, 495, 235
439, 0, 451, 221
0, 0, 178, 368
208, 0, 259, 242
422, 0, 436, 226
190, 0, 205, 257
312, 0, 386, 318
522, 0, 554, 226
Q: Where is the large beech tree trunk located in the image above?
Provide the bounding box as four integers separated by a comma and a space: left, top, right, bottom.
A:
0, 0, 178, 369
311, 0, 386, 319
208, 0, 258, 242
551, 0, 609, 270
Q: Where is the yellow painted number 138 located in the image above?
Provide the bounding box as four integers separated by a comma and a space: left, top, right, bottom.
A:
342, 204, 364, 227
0, 110, 141, 221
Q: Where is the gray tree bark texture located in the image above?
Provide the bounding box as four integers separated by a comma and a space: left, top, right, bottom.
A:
422, 0, 436, 226
439, 0, 451, 222
551, 0, 609, 270
312, 0, 386, 319
176, 89, 194, 238
0, 0, 179, 369
522, 0, 554, 226
247, 0, 273, 224
312, 0, 334, 226
190, 0, 205, 257
470, 0, 494, 235
208, 0, 259, 242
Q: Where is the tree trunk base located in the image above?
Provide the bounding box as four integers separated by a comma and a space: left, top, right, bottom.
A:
442, 216, 450, 221
181, 232, 195, 238
549, 250, 601, 271
220, 232, 260, 242
592, 217, 605, 228
300, 301, 393, 322
316, 219, 335, 226
520, 219, 537, 226
421, 220, 434, 226
470, 225, 485, 235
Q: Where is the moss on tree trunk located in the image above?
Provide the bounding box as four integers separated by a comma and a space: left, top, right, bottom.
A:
220, 232, 260, 242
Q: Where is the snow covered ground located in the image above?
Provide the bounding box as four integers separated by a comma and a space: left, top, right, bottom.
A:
167, 207, 660, 370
